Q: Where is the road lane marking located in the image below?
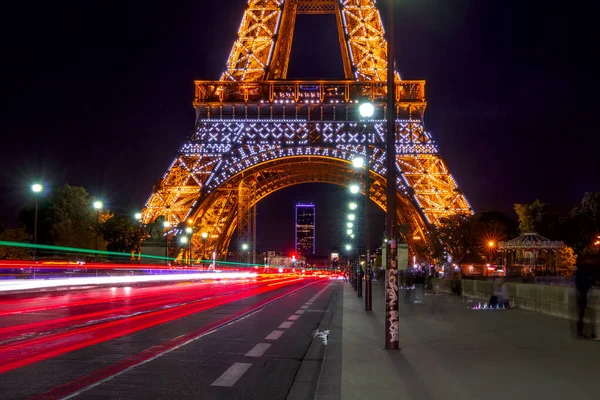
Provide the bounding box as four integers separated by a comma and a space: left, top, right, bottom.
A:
300, 305, 308, 309
288, 315, 300, 320
245, 343, 271, 357
211, 363, 252, 387
279, 321, 294, 329
295, 310, 305, 314
36, 280, 325, 400
265, 330, 284, 340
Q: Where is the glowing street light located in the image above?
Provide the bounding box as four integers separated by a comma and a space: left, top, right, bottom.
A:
349, 184, 360, 194
488, 241, 495, 248
359, 101, 375, 119
92, 200, 104, 263
200, 231, 209, 260
347, 222, 353, 228
31, 183, 44, 261
352, 157, 365, 169
185, 226, 193, 234
349, 202, 358, 210
348, 214, 355, 221
345, 244, 352, 251
347, 229, 353, 235
180, 236, 188, 244
134, 212, 142, 221
241, 243, 249, 251
163, 221, 171, 228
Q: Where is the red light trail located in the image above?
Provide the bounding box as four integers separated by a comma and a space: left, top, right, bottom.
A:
0, 274, 331, 374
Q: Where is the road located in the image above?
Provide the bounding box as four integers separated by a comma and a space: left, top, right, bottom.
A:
0, 275, 337, 399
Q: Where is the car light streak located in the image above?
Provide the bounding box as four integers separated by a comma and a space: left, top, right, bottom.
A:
0, 276, 313, 373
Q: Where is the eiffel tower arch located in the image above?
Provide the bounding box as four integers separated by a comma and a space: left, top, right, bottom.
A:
141, 0, 472, 261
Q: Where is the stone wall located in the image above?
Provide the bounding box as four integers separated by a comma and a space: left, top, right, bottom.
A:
432, 278, 599, 332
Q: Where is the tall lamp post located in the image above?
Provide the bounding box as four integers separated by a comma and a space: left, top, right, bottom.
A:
31, 183, 43, 261
93, 200, 103, 263
163, 220, 171, 266
241, 243, 249, 264
180, 236, 189, 265
357, 100, 375, 310
385, 0, 400, 350
185, 226, 193, 265
201, 232, 208, 263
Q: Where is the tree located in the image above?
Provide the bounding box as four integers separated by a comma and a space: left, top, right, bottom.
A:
514, 200, 548, 234
101, 214, 145, 256
48, 185, 106, 250
555, 246, 577, 276
437, 213, 472, 263
0, 227, 32, 260
566, 191, 600, 254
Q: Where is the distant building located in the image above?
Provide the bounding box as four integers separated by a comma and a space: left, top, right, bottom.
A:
295, 203, 315, 255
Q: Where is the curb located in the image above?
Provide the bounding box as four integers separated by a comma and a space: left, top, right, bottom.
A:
313, 282, 343, 400
287, 282, 341, 400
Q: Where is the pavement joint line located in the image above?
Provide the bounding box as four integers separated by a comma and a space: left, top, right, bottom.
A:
288, 315, 300, 321
295, 310, 306, 315
210, 362, 252, 387
265, 330, 285, 340
279, 321, 294, 329
244, 343, 271, 357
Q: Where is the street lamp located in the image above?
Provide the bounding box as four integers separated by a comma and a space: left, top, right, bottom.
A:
349, 184, 360, 194
93, 200, 103, 263
201, 232, 208, 261
348, 214, 355, 221
359, 102, 375, 119
359, 101, 375, 308
352, 157, 365, 169
134, 212, 142, 221
347, 229, 353, 236
31, 183, 43, 261
163, 220, 171, 265
349, 202, 358, 210
241, 243, 249, 263
347, 222, 353, 229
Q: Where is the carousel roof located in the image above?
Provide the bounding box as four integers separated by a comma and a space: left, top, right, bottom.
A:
497, 232, 563, 250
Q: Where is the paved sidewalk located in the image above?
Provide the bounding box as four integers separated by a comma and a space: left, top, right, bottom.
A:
317, 281, 600, 400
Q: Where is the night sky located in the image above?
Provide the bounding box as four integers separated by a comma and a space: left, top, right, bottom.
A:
2, 1, 597, 256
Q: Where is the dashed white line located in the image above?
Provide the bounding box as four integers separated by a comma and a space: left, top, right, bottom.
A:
300, 305, 309, 309
288, 315, 300, 321
211, 363, 252, 387
279, 321, 294, 329
245, 343, 271, 357
295, 310, 305, 315
265, 330, 285, 340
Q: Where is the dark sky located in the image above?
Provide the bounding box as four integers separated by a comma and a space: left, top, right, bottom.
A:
1, 1, 597, 256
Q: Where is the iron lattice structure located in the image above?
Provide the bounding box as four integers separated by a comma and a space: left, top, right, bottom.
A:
142, 0, 472, 260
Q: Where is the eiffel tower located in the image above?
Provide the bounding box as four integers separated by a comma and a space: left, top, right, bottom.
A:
141, 0, 472, 261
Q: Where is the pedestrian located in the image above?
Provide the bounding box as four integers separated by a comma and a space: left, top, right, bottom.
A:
575, 265, 593, 338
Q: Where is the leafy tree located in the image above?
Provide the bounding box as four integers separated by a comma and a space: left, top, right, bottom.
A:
0, 227, 32, 259
101, 214, 145, 255
565, 191, 600, 254
555, 246, 577, 275
437, 213, 472, 263
48, 185, 106, 250
514, 200, 548, 234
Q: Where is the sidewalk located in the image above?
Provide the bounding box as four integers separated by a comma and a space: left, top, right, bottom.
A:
317, 280, 600, 400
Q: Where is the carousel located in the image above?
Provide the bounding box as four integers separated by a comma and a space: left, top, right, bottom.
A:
497, 233, 563, 276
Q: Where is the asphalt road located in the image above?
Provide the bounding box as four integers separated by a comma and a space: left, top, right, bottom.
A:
0, 275, 338, 400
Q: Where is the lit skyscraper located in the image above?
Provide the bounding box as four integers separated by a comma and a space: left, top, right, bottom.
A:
295, 203, 315, 255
